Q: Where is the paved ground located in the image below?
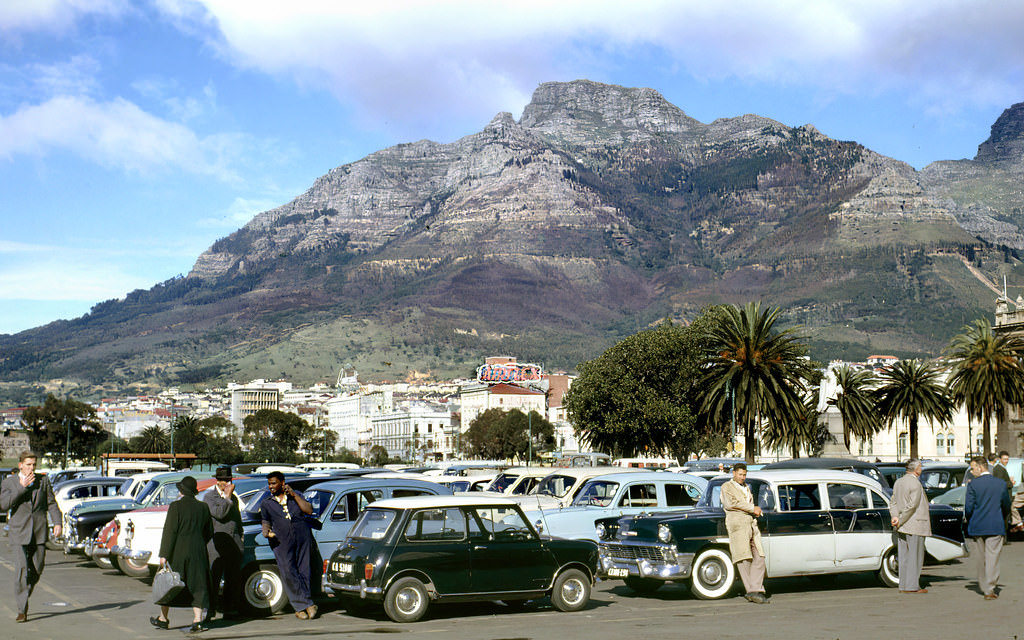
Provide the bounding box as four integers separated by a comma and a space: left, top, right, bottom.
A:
1, 536, 1022, 640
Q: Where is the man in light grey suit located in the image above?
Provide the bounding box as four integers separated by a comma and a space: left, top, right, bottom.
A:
0, 450, 62, 622
890, 458, 931, 593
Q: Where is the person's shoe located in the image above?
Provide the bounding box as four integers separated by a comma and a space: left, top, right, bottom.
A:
305, 605, 318, 619
15, 613, 27, 623
295, 610, 308, 620
984, 593, 998, 600
188, 622, 208, 633
149, 616, 169, 629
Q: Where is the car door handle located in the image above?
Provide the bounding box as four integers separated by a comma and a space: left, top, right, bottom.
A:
473, 545, 488, 550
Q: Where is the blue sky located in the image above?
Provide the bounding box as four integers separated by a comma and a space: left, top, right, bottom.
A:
2, 0, 1023, 335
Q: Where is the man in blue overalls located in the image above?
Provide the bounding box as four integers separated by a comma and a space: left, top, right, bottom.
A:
260, 472, 317, 619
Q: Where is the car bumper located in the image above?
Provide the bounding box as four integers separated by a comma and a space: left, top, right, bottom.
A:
325, 579, 383, 599
111, 545, 152, 562
598, 541, 694, 581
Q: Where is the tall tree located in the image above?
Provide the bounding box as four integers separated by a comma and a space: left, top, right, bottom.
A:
946, 317, 1024, 457
21, 394, 107, 468
465, 409, 554, 461
763, 395, 822, 459
565, 312, 725, 460
827, 364, 884, 452
700, 303, 812, 463
243, 409, 313, 464
130, 425, 168, 454
874, 359, 955, 459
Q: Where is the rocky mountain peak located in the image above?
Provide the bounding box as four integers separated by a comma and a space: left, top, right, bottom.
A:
976, 102, 1024, 163
519, 79, 702, 143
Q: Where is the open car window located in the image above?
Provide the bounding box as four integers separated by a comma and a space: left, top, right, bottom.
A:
617, 483, 657, 508
777, 484, 822, 511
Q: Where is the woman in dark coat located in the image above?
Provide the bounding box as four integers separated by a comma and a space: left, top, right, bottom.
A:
150, 476, 214, 633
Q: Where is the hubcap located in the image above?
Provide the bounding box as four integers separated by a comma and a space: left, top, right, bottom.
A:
396, 587, 421, 614
700, 560, 724, 586
562, 579, 583, 604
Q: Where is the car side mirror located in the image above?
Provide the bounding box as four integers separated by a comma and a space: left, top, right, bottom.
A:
534, 519, 544, 535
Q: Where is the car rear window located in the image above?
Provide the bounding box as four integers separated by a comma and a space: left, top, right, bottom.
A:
349, 508, 397, 540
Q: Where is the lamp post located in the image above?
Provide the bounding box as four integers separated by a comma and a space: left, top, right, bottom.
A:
170, 420, 175, 471
63, 414, 70, 471
528, 410, 533, 465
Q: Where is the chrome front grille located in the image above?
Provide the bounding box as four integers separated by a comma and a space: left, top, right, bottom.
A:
601, 543, 674, 563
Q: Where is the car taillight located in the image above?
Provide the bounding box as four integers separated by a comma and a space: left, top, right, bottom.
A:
323, 560, 329, 575
364, 563, 374, 580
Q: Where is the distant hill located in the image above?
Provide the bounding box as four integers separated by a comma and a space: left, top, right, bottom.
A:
4, 80, 1024, 401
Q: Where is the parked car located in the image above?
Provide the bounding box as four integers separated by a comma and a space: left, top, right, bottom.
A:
595, 469, 965, 599
240, 477, 451, 615
760, 457, 892, 493
433, 473, 497, 492
476, 467, 554, 497
511, 467, 643, 510
524, 472, 707, 541
324, 495, 598, 622
878, 462, 969, 500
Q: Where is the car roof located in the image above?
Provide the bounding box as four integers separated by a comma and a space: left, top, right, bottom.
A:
540, 466, 640, 479
740, 469, 886, 489
56, 476, 123, 487
369, 495, 518, 510
304, 477, 442, 491
761, 457, 881, 470
578, 471, 706, 483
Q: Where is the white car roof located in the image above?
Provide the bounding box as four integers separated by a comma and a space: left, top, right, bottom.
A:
576, 471, 706, 484
368, 495, 519, 510
539, 466, 642, 480
744, 469, 885, 491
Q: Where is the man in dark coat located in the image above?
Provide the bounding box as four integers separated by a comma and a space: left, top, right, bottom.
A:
203, 466, 243, 620
152, 476, 214, 633
0, 451, 62, 622
260, 471, 317, 620
965, 456, 1012, 600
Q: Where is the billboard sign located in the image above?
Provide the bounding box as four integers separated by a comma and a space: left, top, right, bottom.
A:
476, 362, 543, 384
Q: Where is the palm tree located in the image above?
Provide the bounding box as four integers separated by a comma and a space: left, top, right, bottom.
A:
946, 317, 1024, 457
874, 359, 955, 459
763, 395, 822, 459
827, 364, 884, 452
700, 302, 812, 463
131, 425, 168, 454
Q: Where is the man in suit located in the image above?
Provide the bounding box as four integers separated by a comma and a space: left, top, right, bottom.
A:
965, 456, 1012, 600
203, 466, 244, 620
721, 463, 767, 604
890, 458, 931, 593
990, 452, 1013, 493
0, 451, 62, 622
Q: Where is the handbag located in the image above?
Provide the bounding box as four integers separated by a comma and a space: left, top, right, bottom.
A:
151, 566, 186, 606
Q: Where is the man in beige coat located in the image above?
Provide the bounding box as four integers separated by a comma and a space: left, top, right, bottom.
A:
721, 463, 767, 603
890, 458, 931, 593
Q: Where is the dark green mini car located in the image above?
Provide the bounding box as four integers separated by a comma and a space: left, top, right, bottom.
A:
325, 495, 598, 622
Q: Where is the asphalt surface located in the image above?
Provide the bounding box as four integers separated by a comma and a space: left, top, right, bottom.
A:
1, 535, 1021, 640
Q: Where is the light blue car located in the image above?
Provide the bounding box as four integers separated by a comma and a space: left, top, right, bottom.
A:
523, 472, 707, 542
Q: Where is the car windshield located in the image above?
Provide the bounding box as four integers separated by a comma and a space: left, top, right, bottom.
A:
303, 489, 334, 518
535, 474, 575, 498
349, 508, 397, 540
135, 480, 160, 504
487, 473, 519, 493
573, 480, 619, 507
117, 478, 133, 495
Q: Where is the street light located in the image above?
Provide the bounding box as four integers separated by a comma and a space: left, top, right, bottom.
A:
528, 410, 533, 465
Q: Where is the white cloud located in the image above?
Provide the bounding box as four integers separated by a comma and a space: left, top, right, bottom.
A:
168, 0, 1024, 134
197, 196, 280, 228
0, 0, 127, 33
0, 94, 242, 180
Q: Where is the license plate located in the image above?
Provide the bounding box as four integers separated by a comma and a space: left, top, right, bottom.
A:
335, 562, 353, 575
607, 567, 629, 578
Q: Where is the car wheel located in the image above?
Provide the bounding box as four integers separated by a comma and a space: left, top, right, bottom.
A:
550, 568, 590, 612
45, 538, 64, 552
690, 547, 735, 600
242, 564, 288, 616
384, 577, 429, 623
116, 554, 152, 579
877, 546, 899, 588
94, 554, 115, 571
624, 576, 663, 594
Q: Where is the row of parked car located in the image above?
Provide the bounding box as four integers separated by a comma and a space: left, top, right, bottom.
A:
40, 458, 979, 623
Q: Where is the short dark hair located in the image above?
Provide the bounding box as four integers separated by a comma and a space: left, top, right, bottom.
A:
999, 451, 1010, 458
732, 462, 747, 471
19, 450, 38, 463
988, 453, 998, 462
972, 456, 988, 469
266, 471, 285, 483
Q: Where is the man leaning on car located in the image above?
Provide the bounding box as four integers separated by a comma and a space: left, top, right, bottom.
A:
721, 463, 768, 604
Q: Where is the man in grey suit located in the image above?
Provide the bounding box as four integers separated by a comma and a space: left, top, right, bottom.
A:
890, 458, 931, 594
0, 451, 62, 622
203, 466, 244, 620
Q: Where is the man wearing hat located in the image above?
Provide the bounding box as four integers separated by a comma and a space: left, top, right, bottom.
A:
153, 475, 213, 633
203, 466, 244, 620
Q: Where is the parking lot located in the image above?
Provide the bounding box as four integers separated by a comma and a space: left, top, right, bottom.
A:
2, 536, 1021, 640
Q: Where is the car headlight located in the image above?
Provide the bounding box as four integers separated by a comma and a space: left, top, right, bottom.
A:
595, 523, 607, 539
657, 524, 672, 543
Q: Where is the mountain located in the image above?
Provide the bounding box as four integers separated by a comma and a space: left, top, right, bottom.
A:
4, 80, 1024, 401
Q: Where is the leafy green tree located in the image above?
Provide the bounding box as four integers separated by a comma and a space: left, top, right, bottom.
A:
333, 447, 363, 465
242, 409, 313, 464
169, 415, 206, 456
465, 408, 554, 461
565, 315, 724, 459
368, 445, 391, 467
946, 318, 1024, 457
304, 428, 339, 460
22, 394, 107, 468
130, 425, 168, 454
699, 303, 812, 463
874, 359, 955, 459
827, 365, 884, 452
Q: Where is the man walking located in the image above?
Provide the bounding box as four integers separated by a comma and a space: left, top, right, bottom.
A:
890, 458, 930, 593
965, 456, 1011, 600
203, 466, 244, 620
260, 471, 317, 619
0, 451, 62, 622
721, 463, 767, 604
